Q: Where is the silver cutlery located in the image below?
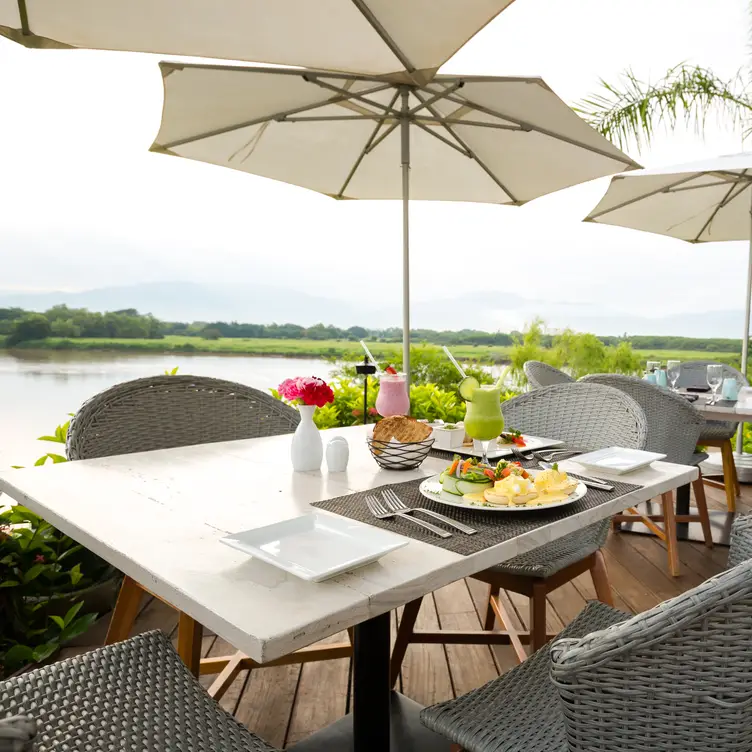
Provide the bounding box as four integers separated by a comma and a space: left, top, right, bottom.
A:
381, 489, 477, 535
537, 461, 614, 491
365, 495, 452, 538
510, 445, 535, 462
535, 448, 581, 462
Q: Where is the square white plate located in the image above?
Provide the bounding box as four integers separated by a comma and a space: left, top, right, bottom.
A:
220, 512, 408, 582
574, 447, 666, 475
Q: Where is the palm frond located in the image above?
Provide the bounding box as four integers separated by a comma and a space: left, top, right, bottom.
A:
575, 65, 752, 151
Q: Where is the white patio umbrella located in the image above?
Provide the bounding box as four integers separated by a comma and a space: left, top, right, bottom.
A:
586, 153, 752, 385
0, 0, 515, 79
150, 63, 638, 382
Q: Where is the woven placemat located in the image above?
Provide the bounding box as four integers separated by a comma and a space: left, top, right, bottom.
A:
312, 462, 641, 556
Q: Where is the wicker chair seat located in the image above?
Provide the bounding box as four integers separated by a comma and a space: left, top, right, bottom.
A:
420, 601, 628, 752
488, 520, 610, 579
699, 420, 736, 443
0, 631, 277, 752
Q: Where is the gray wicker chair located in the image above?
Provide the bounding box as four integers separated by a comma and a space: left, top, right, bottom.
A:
64, 375, 340, 699
523, 360, 574, 389
421, 514, 752, 752
582, 374, 713, 570
391, 383, 647, 677
675, 360, 747, 512
0, 630, 278, 751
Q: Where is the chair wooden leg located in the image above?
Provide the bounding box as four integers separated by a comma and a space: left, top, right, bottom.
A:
589, 550, 614, 606
720, 440, 737, 513
529, 582, 548, 652
661, 492, 680, 577
692, 473, 714, 548
207, 650, 247, 700
390, 597, 423, 687
105, 575, 144, 645
483, 583, 501, 630
178, 612, 204, 677
450, 745, 464, 752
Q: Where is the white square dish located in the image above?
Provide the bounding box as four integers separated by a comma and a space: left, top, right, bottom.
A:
220, 512, 408, 582
574, 447, 666, 475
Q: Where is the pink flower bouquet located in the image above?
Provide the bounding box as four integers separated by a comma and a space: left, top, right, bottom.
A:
278, 377, 334, 408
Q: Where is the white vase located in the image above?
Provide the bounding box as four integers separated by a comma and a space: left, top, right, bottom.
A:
291, 404, 323, 472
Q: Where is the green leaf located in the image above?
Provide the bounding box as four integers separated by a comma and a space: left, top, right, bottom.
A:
32, 642, 59, 663
10, 465, 24, 469
47, 454, 67, 464
0, 580, 20, 588
3, 645, 34, 665
63, 600, 84, 627
22, 563, 46, 583
36, 435, 59, 442
49, 615, 66, 630
34, 455, 49, 466
60, 612, 97, 643
68, 563, 83, 587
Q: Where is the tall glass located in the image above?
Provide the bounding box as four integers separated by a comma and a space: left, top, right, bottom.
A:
707, 364, 723, 405
667, 360, 681, 391
464, 384, 504, 465
375, 373, 410, 417
646, 361, 661, 374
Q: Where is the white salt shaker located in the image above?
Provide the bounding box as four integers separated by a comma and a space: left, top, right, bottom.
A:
326, 436, 349, 472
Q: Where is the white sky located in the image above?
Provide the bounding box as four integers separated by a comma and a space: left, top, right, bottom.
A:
0, 0, 748, 331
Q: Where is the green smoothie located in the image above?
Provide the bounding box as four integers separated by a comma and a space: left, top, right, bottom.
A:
464, 385, 504, 441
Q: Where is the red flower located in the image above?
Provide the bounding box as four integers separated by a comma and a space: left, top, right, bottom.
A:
34, 554, 45, 564
368, 407, 378, 415
279, 377, 334, 408
352, 408, 363, 417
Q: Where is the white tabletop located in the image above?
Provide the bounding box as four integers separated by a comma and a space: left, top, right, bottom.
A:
688, 393, 752, 421
0, 425, 697, 664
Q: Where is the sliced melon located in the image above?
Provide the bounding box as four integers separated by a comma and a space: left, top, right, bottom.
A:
458, 376, 479, 401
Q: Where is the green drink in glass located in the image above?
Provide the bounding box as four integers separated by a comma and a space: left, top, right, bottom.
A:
459, 377, 504, 465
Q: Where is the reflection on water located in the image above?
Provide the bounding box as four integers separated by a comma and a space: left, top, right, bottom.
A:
0, 350, 335, 469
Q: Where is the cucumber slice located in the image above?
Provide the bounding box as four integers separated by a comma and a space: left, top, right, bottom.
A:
456, 478, 493, 495
441, 475, 462, 496
458, 376, 479, 401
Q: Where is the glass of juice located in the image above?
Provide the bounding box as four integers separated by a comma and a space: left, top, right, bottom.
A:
460, 378, 504, 465
375, 373, 410, 417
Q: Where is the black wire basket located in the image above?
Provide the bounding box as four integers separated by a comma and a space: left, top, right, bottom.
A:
366, 437, 435, 470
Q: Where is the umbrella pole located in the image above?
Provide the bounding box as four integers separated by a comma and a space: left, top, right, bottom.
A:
737, 191, 752, 454
400, 87, 411, 391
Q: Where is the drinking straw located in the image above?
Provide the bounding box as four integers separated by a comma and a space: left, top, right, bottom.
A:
359, 340, 381, 371
442, 346, 467, 379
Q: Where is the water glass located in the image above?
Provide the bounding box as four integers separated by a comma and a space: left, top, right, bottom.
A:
666, 360, 681, 391
646, 361, 661, 375
707, 364, 724, 404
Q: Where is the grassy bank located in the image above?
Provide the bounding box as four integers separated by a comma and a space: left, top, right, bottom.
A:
1, 335, 744, 367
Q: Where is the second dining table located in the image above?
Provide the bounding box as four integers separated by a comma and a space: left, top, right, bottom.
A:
0, 424, 698, 751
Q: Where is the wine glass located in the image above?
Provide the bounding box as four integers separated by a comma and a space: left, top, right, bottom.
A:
646, 360, 660, 375
707, 364, 724, 404
667, 360, 681, 391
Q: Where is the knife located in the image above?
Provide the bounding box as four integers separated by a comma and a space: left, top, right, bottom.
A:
538, 462, 614, 492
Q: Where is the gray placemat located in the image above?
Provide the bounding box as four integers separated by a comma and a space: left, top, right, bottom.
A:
312, 466, 641, 556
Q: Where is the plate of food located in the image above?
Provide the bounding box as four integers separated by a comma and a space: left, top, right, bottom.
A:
457, 431, 564, 459
418, 456, 586, 512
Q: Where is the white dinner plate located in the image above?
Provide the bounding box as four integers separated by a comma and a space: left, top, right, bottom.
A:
574, 447, 666, 475
418, 471, 586, 513
220, 513, 408, 582
454, 435, 564, 460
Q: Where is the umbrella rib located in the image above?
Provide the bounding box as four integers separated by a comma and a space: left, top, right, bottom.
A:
443, 92, 641, 168
304, 75, 399, 116
365, 120, 399, 153
664, 179, 737, 193
408, 83, 462, 115
336, 90, 401, 198
16, 0, 30, 34
414, 116, 525, 131
412, 89, 519, 203
587, 174, 701, 220
349, 0, 415, 73
160, 82, 394, 149
693, 171, 751, 242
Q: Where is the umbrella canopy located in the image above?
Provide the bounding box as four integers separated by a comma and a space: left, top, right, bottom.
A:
585, 153, 752, 449
151, 64, 638, 383
0, 0, 515, 79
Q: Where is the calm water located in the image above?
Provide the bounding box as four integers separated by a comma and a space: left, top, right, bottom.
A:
0, 350, 335, 469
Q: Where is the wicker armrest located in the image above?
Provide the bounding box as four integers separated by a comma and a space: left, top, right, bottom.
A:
728, 514, 752, 568
0, 716, 36, 752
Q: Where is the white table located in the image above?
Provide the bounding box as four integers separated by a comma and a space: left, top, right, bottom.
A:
0, 425, 697, 752
688, 393, 752, 421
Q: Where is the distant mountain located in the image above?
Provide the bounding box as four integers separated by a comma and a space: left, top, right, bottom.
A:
0, 281, 746, 338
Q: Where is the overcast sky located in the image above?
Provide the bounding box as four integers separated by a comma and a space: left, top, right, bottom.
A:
0, 0, 749, 331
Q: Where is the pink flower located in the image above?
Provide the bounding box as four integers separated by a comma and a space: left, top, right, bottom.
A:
368, 407, 378, 415
34, 554, 45, 564
280, 377, 334, 408
278, 378, 303, 402
352, 408, 363, 417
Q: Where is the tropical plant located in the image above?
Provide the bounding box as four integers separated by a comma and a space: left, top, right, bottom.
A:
577, 65, 752, 151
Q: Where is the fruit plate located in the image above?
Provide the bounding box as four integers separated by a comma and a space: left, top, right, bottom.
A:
454, 435, 564, 460
418, 472, 586, 513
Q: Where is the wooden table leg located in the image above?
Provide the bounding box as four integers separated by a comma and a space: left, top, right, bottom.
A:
662, 492, 680, 576
178, 612, 203, 677
105, 575, 144, 645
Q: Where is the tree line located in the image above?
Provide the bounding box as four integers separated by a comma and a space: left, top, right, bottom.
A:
0, 304, 745, 353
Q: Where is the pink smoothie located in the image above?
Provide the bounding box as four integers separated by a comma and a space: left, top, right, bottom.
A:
376, 373, 410, 417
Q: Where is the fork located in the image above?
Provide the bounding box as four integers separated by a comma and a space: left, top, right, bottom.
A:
365, 495, 452, 538
510, 445, 535, 462
381, 489, 477, 535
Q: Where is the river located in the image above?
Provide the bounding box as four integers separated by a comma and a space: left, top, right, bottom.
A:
0, 350, 336, 469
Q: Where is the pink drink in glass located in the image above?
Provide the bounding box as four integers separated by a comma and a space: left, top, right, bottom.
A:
376, 373, 410, 417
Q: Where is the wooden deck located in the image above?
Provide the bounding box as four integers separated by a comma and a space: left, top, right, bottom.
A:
62, 479, 745, 749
